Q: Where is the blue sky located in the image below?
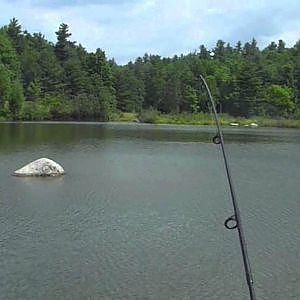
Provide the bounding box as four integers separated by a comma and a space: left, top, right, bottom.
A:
0, 0, 300, 64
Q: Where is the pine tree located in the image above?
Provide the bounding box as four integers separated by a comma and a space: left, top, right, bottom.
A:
6, 18, 23, 55
235, 61, 263, 116
55, 23, 72, 62
9, 80, 24, 118
143, 55, 165, 109
115, 67, 144, 112
214, 40, 226, 61
161, 65, 180, 113
198, 45, 210, 59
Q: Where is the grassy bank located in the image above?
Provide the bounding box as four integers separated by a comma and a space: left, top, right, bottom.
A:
111, 111, 300, 128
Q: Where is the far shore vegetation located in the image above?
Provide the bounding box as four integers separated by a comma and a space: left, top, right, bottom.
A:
1, 19, 300, 128
111, 111, 300, 128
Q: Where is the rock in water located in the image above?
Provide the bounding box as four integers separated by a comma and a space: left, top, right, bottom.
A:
13, 158, 65, 177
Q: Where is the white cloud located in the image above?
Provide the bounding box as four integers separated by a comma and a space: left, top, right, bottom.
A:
0, 0, 299, 64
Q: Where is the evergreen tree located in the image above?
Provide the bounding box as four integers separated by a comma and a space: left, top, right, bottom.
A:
235, 61, 263, 116
214, 40, 226, 61
115, 67, 144, 112
6, 18, 23, 55
1, 18, 300, 120
234, 41, 242, 55
55, 23, 72, 62
198, 45, 210, 59
64, 48, 88, 96
9, 80, 24, 118
143, 55, 165, 109
39, 45, 65, 94
161, 65, 181, 113
278, 40, 285, 52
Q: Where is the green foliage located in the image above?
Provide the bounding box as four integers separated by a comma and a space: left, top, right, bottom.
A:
0, 64, 11, 102
137, 112, 300, 128
0, 18, 299, 124
70, 94, 98, 120
115, 66, 144, 112
0, 29, 20, 78
161, 64, 180, 113
0, 100, 10, 118
265, 85, 295, 117
143, 55, 166, 110
6, 18, 23, 55
46, 95, 72, 120
97, 86, 116, 121
293, 109, 300, 120
138, 109, 159, 123
64, 49, 88, 96
111, 112, 137, 122
155, 112, 215, 125
181, 84, 198, 113
9, 80, 24, 118
20, 101, 49, 120
27, 80, 41, 101
55, 23, 72, 62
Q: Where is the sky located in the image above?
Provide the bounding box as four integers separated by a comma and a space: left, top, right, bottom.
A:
0, 0, 300, 64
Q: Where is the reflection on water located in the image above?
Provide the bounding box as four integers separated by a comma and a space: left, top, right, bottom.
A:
0, 122, 299, 300
1, 122, 300, 150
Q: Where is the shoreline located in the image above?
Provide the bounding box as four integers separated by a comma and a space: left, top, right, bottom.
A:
1, 112, 300, 128
113, 112, 300, 128
1, 119, 300, 130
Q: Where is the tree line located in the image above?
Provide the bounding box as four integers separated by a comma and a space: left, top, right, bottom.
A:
0, 18, 300, 121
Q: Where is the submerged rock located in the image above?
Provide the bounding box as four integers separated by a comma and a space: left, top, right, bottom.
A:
13, 158, 65, 177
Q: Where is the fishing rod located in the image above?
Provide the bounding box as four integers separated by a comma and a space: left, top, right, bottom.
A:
199, 74, 256, 300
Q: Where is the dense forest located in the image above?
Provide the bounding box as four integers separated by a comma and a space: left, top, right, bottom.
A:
0, 18, 300, 122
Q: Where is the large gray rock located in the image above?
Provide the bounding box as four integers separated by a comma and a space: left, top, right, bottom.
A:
13, 158, 65, 177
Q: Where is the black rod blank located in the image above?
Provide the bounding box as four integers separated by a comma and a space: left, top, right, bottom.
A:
199, 74, 256, 300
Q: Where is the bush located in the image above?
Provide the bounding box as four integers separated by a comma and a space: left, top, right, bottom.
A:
138, 109, 159, 123
0, 100, 11, 119
20, 101, 49, 120
293, 109, 300, 120
111, 111, 137, 122
45, 95, 72, 120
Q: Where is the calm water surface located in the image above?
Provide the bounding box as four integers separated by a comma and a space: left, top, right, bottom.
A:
0, 122, 299, 300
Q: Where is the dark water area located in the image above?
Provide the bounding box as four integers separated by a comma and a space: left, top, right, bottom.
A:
0, 122, 299, 299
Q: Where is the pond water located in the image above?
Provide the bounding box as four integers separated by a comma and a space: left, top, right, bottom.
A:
0, 122, 299, 300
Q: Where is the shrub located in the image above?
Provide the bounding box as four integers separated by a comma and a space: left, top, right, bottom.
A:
0, 100, 11, 119
20, 101, 49, 120
45, 95, 72, 120
138, 109, 159, 123
111, 111, 137, 122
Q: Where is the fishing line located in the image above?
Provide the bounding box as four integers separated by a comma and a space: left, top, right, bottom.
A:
199, 74, 257, 300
